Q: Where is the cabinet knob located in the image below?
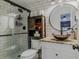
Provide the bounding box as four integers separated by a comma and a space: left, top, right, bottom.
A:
56, 54, 58, 56
73, 45, 79, 51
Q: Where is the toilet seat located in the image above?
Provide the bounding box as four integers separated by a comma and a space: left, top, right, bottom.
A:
20, 40, 41, 59
21, 49, 37, 58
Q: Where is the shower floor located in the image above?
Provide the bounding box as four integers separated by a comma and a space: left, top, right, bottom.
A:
6, 53, 20, 59
0, 52, 20, 59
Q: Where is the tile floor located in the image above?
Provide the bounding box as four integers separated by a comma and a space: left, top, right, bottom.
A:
0, 50, 41, 59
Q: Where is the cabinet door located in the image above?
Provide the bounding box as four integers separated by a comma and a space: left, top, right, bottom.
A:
42, 42, 77, 59
42, 42, 57, 59
75, 50, 79, 59
54, 43, 76, 59
56, 49, 76, 59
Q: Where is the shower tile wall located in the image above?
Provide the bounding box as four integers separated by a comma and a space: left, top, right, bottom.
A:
18, 34, 28, 51
0, 0, 28, 58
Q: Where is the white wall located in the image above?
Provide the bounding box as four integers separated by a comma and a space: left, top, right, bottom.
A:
31, 1, 79, 37
0, 0, 29, 58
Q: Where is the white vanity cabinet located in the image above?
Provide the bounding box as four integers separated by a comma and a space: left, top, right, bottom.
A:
42, 42, 79, 59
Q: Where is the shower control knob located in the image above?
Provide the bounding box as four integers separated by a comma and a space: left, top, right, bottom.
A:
17, 55, 21, 57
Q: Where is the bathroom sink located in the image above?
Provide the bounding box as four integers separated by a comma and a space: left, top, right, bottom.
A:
52, 34, 70, 41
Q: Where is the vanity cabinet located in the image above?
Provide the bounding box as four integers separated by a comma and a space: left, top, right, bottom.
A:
42, 42, 79, 59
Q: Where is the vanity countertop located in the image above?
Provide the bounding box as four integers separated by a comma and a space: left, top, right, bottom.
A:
41, 36, 78, 45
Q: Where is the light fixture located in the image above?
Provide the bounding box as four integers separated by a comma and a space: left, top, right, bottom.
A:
51, 2, 55, 5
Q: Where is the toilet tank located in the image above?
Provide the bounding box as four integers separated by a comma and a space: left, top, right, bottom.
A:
31, 39, 41, 50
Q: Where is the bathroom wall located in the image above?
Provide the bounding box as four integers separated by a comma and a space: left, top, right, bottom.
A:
0, 0, 29, 58
45, 1, 79, 37
31, 1, 79, 37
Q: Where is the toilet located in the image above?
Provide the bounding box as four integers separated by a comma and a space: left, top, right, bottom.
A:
20, 39, 41, 59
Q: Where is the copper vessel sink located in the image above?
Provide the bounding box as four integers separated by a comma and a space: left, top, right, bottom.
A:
52, 34, 70, 41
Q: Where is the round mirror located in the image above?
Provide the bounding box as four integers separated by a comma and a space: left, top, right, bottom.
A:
49, 4, 77, 35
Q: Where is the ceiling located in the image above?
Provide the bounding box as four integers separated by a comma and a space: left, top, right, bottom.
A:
4, 0, 77, 11
10, 0, 55, 11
